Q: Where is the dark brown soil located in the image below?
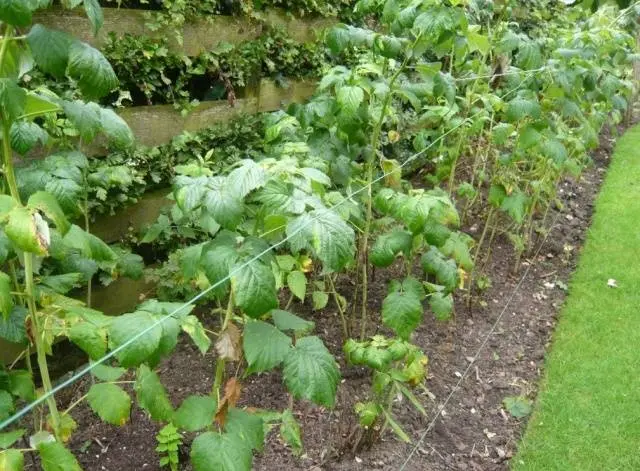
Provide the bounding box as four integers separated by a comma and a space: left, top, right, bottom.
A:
35, 126, 620, 471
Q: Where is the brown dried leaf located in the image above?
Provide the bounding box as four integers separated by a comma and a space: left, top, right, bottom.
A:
215, 323, 241, 361
215, 377, 242, 428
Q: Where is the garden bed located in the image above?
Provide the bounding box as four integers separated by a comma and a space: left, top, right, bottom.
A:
35, 126, 620, 471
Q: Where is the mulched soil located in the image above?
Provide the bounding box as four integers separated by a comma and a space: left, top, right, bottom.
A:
22, 124, 622, 470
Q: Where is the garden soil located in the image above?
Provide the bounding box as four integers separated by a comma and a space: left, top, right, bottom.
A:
34, 126, 620, 471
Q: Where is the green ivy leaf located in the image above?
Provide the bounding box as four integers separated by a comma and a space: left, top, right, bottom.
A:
271, 309, 315, 335
243, 320, 292, 374
37, 442, 81, 471
87, 383, 131, 426
108, 312, 162, 367
173, 395, 217, 432
231, 261, 277, 318
0, 0, 31, 27
283, 336, 340, 407
381, 291, 423, 339
287, 209, 355, 273
190, 431, 253, 471
286, 270, 307, 301
0, 448, 23, 470
0, 272, 12, 320
28, 191, 70, 235
135, 365, 173, 422
27, 25, 71, 78
429, 292, 453, 320
66, 42, 118, 99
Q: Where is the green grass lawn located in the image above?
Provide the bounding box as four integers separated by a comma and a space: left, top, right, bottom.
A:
513, 124, 640, 471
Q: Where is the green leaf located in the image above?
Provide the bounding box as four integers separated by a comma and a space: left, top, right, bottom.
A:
227, 160, 266, 198
492, 122, 514, 145
83, 0, 103, 35
181, 315, 211, 354
243, 320, 292, 374
466, 30, 490, 55
0, 306, 27, 343
135, 365, 173, 421
61, 100, 101, 141
91, 364, 126, 382
421, 247, 458, 292
173, 395, 217, 432
10, 121, 47, 155
26, 25, 72, 78
429, 292, 453, 320
0, 449, 23, 470
382, 409, 410, 443
202, 177, 244, 229
0, 390, 13, 421
283, 336, 340, 407
62, 225, 116, 261
381, 291, 423, 339
503, 396, 533, 418
506, 97, 541, 122
0, 78, 26, 122
37, 442, 81, 471
100, 108, 134, 149
271, 309, 315, 335
231, 261, 277, 318
22, 93, 59, 118
326, 25, 350, 55
311, 291, 328, 310
8, 370, 34, 401
336, 85, 364, 114
286, 270, 307, 301
68, 321, 106, 360
0, 272, 12, 320
441, 232, 474, 271
6, 206, 46, 255
87, 383, 131, 426
0, 0, 31, 27
500, 190, 528, 224
108, 312, 162, 367
287, 209, 355, 273
28, 191, 70, 234
224, 408, 264, 451
66, 41, 118, 99
370, 230, 413, 267
0, 429, 24, 449
280, 408, 302, 455
190, 431, 253, 471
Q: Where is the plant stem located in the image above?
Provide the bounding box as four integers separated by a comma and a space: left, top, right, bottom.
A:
358, 54, 412, 340
327, 275, 348, 339
2, 104, 61, 436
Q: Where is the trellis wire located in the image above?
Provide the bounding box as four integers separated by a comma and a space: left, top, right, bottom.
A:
0, 66, 545, 432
